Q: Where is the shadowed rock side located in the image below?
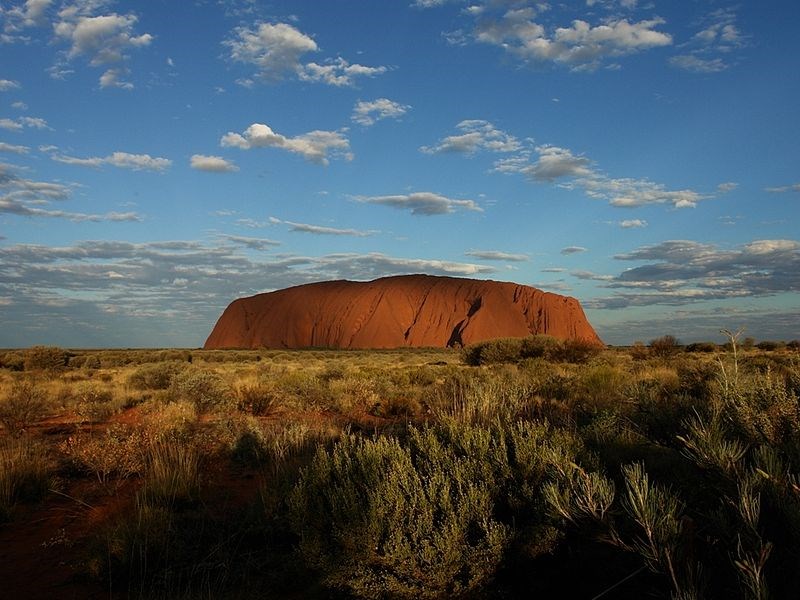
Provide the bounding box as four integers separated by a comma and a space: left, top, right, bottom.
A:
204, 274, 602, 349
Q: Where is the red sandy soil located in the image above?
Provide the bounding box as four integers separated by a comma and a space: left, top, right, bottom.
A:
205, 274, 602, 349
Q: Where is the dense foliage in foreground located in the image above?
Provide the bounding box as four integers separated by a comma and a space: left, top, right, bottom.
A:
1, 338, 799, 598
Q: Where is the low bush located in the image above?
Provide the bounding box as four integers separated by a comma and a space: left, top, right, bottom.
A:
128, 361, 185, 390
23, 345, 68, 371
289, 419, 588, 598
60, 425, 148, 489
649, 335, 681, 358
0, 380, 48, 433
168, 368, 232, 412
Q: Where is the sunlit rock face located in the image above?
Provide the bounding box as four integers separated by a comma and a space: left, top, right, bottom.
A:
204, 274, 602, 349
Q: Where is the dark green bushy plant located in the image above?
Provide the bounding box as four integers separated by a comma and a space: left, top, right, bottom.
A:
168, 368, 231, 412
289, 419, 588, 598
128, 361, 185, 390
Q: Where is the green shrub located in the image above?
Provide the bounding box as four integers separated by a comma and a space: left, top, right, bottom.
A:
289, 431, 509, 598
73, 382, 120, 423
649, 335, 681, 358
557, 338, 603, 363
22, 345, 68, 371
0, 380, 48, 433
168, 368, 231, 412
289, 419, 587, 598
60, 425, 148, 489
128, 361, 185, 390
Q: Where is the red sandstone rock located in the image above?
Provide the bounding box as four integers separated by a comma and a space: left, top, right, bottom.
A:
204, 274, 602, 349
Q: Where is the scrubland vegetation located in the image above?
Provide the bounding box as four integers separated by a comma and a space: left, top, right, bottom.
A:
1, 336, 800, 598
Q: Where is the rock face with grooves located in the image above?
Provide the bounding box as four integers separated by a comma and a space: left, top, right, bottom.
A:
204, 274, 602, 349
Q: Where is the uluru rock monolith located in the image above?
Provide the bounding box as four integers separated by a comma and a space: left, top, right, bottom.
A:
204, 274, 602, 349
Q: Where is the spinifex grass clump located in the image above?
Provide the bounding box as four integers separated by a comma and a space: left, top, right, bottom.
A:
0, 435, 52, 521
140, 440, 200, 508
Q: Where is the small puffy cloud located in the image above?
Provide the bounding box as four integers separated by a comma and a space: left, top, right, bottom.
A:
465, 250, 529, 262
299, 57, 387, 87
474, 8, 671, 71
190, 154, 239, 173
765, 183, 800, 193
52, 151, 172, 172
224, 21, 317, 81
495, 138, 709, 209
224, 21, 386, 87
421, 119, 520, 154
561, 246, 587, 255
356, 192, 482, 215
717, 182, 738, 193
619, 219, 647, 228
352, 98, 410, 126
0, 79, 21, 91
0, 142, 29, 154
99, 67, 133, 89
54, 12, 153, 66
0, 116, 50, 131
221, 122, 352, 165
12, 101, 28, 110
270, 216, 373, 237
526, 145, 592, 181
2, 0, 51, 38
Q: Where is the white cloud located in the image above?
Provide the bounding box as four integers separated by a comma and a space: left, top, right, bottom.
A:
270, 216, 373, 237
99, 67, 133, 89
54, 12, 152, 65
670, 9, 746, 73
11, 101, 28, 110
190, 154, 239, 173
0, 79, 21, 91
224, 21, 317, 81
2, 0, 51, 38
299, 57, 387, 86
221, 122, 352, 165
717, 182, 738, 193
619, 219, 647, 228
356, 192, 482, 215
491, 135, 710, 209
352, 98, 410, 126
421, 120, 520, 154
669, 55, 726, 73
0, 142, 29, 154
217, 234, 280, 249
52, 151, 172, 171
587, 237, 800, 309
465, 250, 529, 262
474, 8, 671, 71
765, 183, 800, 193
224, 21, 386, 86
561, 246, 587, 255
0, 116, 50, 131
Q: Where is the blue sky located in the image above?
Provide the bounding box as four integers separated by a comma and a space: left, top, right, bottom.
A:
1, 0, 798, 347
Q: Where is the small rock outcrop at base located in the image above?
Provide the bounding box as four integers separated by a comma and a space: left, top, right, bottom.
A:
204, 274, 602, 349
